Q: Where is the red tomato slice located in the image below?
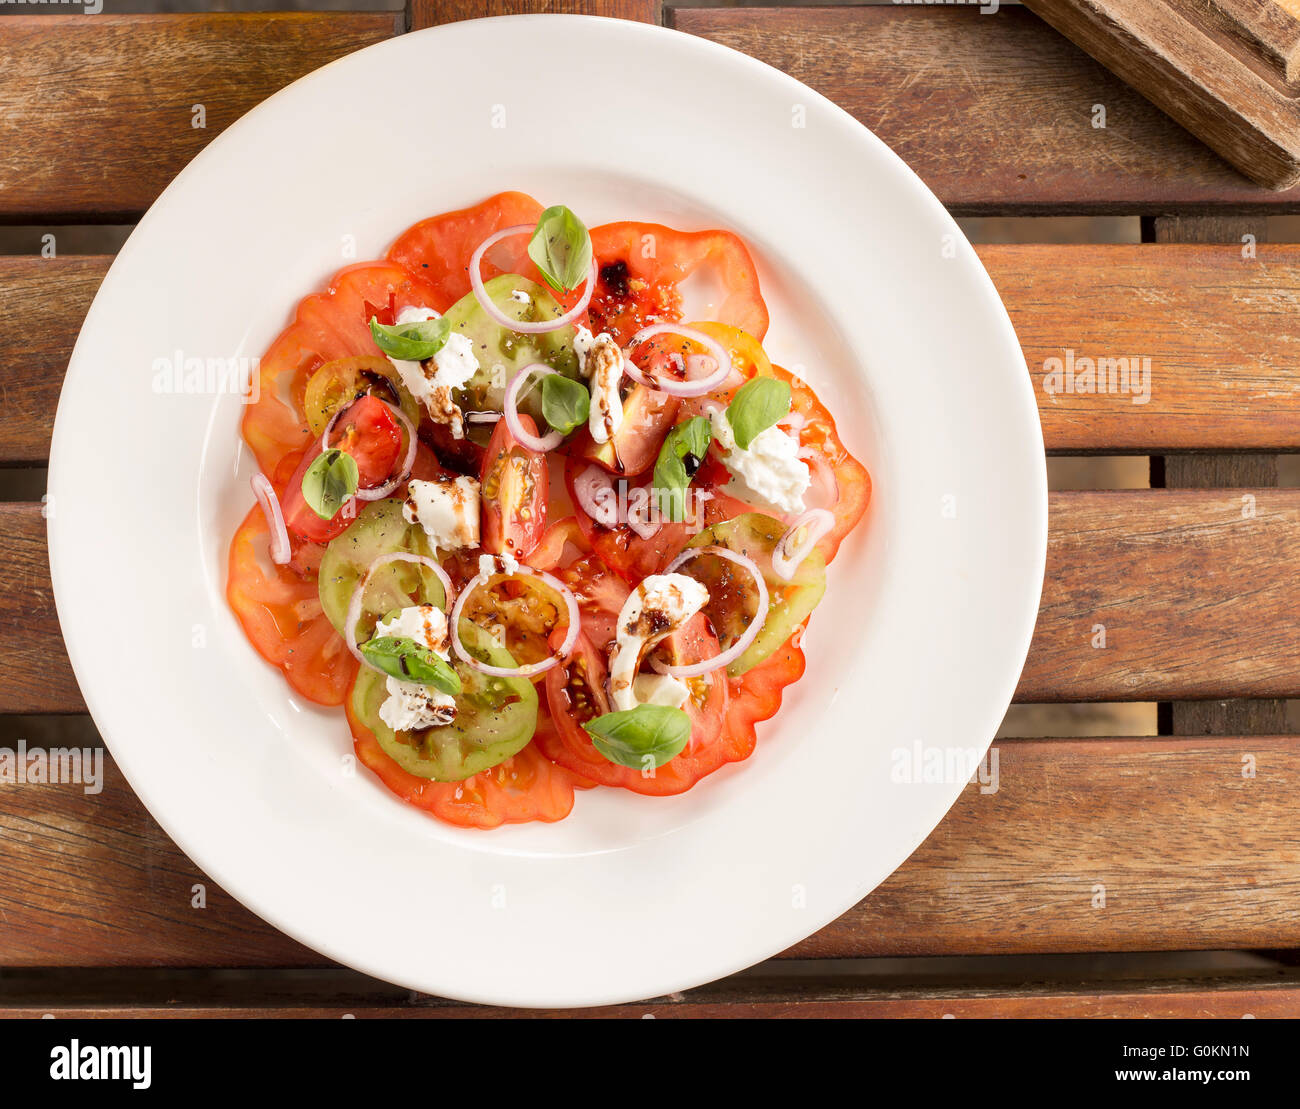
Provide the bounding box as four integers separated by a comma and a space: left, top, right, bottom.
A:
725, 633, 807, 754
346, 689, 576, 829
527, 515, 591, 572
586, 222, 769, 344
564, 457, 698, 584
780, 365, 871, 564
539, 619, 731, 796
279, 396, 403, 543
242, 262, 445, 479
226, 505, 357, 706
575, 383, 680, 478
386, 191, 549, 309
480, 413, 549, 560
555, 553, 629, 652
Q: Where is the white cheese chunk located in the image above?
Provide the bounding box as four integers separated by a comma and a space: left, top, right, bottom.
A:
632, 672, 691, 711
577, 331, 624, 444
709, 407, 810, 514
372, 604, 457, 732
402, 476, 480, 551
608, 573, 709, 712
386, 305, 479, 440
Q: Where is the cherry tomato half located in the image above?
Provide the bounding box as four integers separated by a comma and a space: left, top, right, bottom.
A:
479, 413, 549, 560
280, 395, 403, 543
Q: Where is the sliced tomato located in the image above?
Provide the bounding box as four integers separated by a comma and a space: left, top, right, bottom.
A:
386, 191, 550, 309
693, 358, 870, 566
527, 515, 591, 572
586, 222, 769, 344
554, 553, 629, 651
777, 365, 870, 564
725, 632, 807, 755
279, 396, 404, 543
575, 383, 680, 478
242, 262, 445, 479
540, 619, 731, 796
480, 413, 549, 559
227, 505, 357, 705
564, 457, 698, 583
348, 689, 576, 828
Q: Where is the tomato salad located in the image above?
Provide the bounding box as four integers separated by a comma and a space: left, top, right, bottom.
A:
228, 192, 870, 829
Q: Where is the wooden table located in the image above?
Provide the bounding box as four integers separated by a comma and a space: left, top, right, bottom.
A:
3, 1, 1300, 1018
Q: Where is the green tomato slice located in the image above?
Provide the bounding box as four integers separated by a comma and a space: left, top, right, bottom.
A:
443, 274, 582, 423
351, 620, 538, 781
318, 498, 445, 646
303, 355, 421, 438
685, 513, 826, 676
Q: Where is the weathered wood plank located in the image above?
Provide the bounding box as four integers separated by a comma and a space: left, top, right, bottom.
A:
1018, 490, 1300, 702
0, 505, 82, 714
3, 9, 1299, 216
0, 737, 1295, 966
671, 7, 1300, 212
0, 258, 108, 463
409, 0, 660, 28
0, 13, 402, 222
1022, 0, 1300, 188
8, 244, 1300, 463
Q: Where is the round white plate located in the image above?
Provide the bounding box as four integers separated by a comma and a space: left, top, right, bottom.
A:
48, 15, 1045, 1007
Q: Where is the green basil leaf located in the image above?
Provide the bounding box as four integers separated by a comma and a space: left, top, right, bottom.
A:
652, 416, 713, 523
527, 205, 592, 295
360, 635, 462, 696
301, 449, 359, 520
585, 704, 692, 770
541, 373, 591, 436
369, 315, 450, 361
726, 376, 791, 450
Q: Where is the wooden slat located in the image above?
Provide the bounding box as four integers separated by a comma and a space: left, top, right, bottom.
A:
671, 7, 1300, 212
985, 243, 1300, 453
9, 489, 1300, 712
1186, 0, 1300, 89
0, 505, 81, 715
1, 737, 1296, 966
7, 244, 1300, 464
1022, 0, 1300, 188
4, 982, 1299, 1017
0, 258, 107, 463
1018, 490, 1300, 702
409, 0, 660, 27
1, 9, 1296, 217
0, 13, 402, 222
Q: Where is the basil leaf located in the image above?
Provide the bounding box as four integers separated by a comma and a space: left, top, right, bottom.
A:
527, 205, 592, 294
541, 373, 590, 436
360, 635, 462, 696
652, 416, 713, 522
726, 376, 791, 450
369, 315, 450, 361
585, 704, 691, 770
301, 449, 359, 520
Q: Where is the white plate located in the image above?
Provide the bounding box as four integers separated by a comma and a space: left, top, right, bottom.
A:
48, 15, 1045, 1007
